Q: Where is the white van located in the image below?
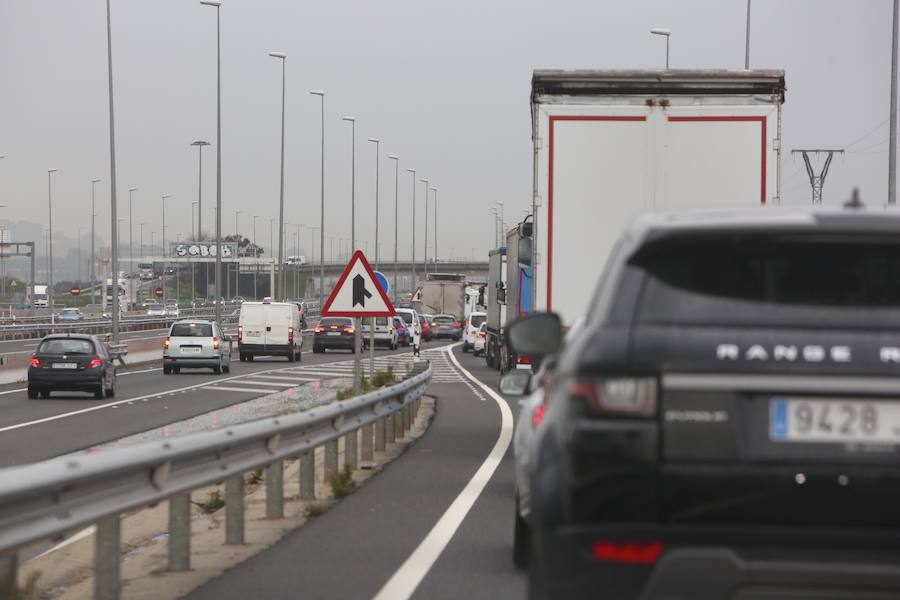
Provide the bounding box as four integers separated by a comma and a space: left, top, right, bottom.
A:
238, 299, 302, 362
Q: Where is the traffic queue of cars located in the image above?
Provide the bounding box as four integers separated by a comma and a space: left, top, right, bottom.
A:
502, 206, 900, 599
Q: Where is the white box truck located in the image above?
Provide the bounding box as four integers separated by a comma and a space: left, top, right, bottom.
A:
417, 273, 467, 321
31, 285, 49, 308
530, 69, 785, 325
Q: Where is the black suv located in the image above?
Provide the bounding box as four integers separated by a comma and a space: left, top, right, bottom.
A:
511, 207, 900, 599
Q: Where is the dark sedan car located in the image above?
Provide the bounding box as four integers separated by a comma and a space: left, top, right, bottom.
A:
27, 334, 117, 399
312, 317, 356, 353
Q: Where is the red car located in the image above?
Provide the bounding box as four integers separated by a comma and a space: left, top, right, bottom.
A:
418, 315, 433, 342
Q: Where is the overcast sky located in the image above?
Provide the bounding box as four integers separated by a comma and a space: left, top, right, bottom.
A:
0, 0, 894, 266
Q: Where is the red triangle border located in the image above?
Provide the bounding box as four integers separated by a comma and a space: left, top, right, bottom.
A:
321, 250, 397, 317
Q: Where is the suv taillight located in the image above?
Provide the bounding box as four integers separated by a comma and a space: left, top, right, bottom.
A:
238, 325, 243, 343
565, 377, 657, 417
288, 327, 294, 344
213, 337, 219, 350
164, 336, 170, 350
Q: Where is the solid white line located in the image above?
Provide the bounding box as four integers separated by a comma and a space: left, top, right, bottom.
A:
203, 386, 277, 394
249, 375, 319, 382
373, 344, 513, 600
0, 387, 25, 396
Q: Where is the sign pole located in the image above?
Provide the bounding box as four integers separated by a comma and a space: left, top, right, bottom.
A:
353, 317, 362, 394
369, 316, 375, 378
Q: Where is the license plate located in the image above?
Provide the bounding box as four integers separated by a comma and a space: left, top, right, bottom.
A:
247, 330, 262, 337
181, 347, 201, 354
327, 332, 341, 336
52, 363, 78, 369
770, 397, 900, 444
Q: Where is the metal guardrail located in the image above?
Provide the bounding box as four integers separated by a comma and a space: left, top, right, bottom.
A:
0, 362, 431, 599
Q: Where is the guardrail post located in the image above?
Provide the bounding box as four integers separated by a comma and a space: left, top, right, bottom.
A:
324, 440, 338, 479
95, 515, 121, 600
375, 416, 386, 451
0, 552, 17, 597
266, 460, 284, 519
394, 406, 404, 439
385, 413, 396, 444
168, 492, 191, 571
361, 423, 374, 462
225, 475, 245, 545
299, 451, 315, 499
345, 430, 358, 469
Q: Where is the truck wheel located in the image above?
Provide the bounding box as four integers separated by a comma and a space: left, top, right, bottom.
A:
27, 385, 37, 399
163, 365, 171, 375
213, 364, 222, 374
94, 386, 104, 399
287, 351, 295, 362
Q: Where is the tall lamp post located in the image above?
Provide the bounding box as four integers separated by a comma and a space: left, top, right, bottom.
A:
252, 214, 259, 299
140, 222, 147, 261
90, 178, 101, 307
269, 217, 276, 297
105, 0, 121, 341
419, 177, 429, 277
388, 155, 399, 300
269, 51, 287, 299
47, 169, 57, 327
161, 194, 170, 301
200, 0, 223, 325
343, 117, 357, 251
430, 186, 438, 268
310, 90, 325, 308
744, 0, 751, 69
191, 201, 198, 301
367, 138, 380, 270
650, 28, 671, 69
128, 186, 137, 301
190, 140, 210, 240
406, 168, 416, 284
234, 209, 242, 298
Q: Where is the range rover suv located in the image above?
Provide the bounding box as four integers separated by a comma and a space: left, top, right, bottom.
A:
510, 206, 900, 599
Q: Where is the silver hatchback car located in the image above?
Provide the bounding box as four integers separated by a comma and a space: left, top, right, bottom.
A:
163, 320, 232, 374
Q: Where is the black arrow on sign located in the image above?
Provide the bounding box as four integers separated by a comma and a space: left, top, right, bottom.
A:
353, 274, 373, 307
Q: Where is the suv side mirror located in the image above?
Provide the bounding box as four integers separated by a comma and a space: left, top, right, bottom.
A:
506, 312, 563, 358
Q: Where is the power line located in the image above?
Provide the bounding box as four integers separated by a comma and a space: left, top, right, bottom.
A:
791, 149, 845, 204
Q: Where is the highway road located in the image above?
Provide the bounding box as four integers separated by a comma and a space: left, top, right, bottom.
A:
0, 326, 172, 354
186, 345, 527, 600
0, 341, 452, 468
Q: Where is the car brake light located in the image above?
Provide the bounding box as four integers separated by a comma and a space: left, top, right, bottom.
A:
29, 356, 41, 368
566, 377, 657, 416
87, 357, 103, 369
314, 326, 325, 333
288, 327, 294, 344
532, 403, 545, 430
344, 327, 355, 334
431, 321, 437, 327
517, 356, 532, 365
164, 336, 170, 350
238, 325, 243, 342
453, 322, 461, 329
476, 331, 485, 339
592, 541, 663, 564
213, 337, 219, 350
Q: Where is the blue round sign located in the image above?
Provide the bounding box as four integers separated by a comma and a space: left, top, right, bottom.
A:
373, 270, 389, 295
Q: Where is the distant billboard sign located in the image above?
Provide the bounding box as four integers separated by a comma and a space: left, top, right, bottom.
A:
171, 243, 237, 258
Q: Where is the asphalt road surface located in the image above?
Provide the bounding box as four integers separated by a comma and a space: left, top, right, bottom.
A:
186, 344, 527, 600
0, 340, 452, 467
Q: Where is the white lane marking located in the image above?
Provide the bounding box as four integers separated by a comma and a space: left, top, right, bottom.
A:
0, 387, 26, 396
373, 344, 514, 600
228, 380, 296, 388
249, 375, 319, 382
0, 367, 298, 433
34, 525, 95, 559
118, 367, 161, 376
203, 386, 277, 394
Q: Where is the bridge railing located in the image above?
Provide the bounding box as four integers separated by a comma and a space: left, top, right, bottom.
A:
0, 361, 431, 599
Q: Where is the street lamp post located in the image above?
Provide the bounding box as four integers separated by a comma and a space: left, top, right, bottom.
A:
745, 0, 751, 69
77, 227, 82, 285
650, 28, 671, 69
200, 0, 223, 325
162, 194, 170, 301
235, 209, 242, 298
128, 186, 137, 301
367, 138, 380, 270
270, 51, 287, 299
104, 0, 121, 341
388, 155, 399, 300
343, 117, 357, 252
310, 90, 325, 308
190, 141, 210, 240
90, 178, 100, 307
252, 215, 258, 300
269, 217, 276, 297
47, 169, 57, 327
419, 177, 429, 277
140, 223, 147, 261
406, 168, 416, 284
191, 201, 198, 301
430, 187, 437, 268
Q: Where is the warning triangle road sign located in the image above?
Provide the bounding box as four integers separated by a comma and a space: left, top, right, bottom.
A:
321, 251, 396, 317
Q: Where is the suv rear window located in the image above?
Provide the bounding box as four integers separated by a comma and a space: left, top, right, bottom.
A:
375, 317, 389, 326
435, 316, 455, 324
171, 323, 213, 337
320, 318, 351, 328
631, 234, 900, 328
